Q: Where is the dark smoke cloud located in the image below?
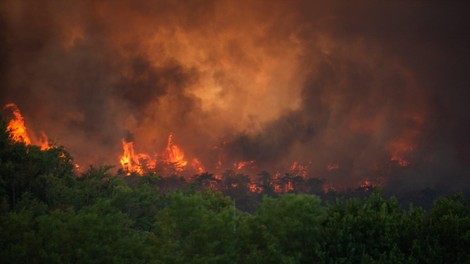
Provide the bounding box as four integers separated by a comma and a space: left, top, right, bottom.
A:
1, 0, 469, 190
114, 56, 199, 115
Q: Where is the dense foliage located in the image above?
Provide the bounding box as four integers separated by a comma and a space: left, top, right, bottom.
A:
0, 121, 469, 263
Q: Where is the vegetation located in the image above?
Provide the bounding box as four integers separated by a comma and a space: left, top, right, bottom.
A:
0, 120, 469, 263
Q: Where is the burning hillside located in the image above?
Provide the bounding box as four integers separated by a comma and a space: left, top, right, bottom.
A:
3, 103, 50, 150
1, 0, 470, 192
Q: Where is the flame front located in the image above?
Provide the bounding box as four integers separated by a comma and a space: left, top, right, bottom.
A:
119, 134, 190, 175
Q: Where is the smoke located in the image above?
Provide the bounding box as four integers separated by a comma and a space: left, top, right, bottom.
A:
1, 0, 469, 190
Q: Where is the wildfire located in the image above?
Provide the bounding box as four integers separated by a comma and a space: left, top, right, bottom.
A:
327, 163, 339, 171
38, 132, 50, 151
3, 103, 50, 150
115, 122, 415, 193
234, 160, 255, 170
387, 136, 413, 167
119, 134, 192, 175
4, 103, 32, 145
386, 114, 423, 167
290, 161, 308, 177
191, 158, 205, 174
119, 138, 158, 176
285, 181, 294, 192
249, 183, 263, 193
164, 134, 188, 170
119, 139, 144, 175
359, 179, 374, 190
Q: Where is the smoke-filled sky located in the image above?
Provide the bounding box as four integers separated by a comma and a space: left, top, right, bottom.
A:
1, 0, 469, 190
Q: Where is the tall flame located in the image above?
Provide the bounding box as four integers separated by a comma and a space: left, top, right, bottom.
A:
164, 134, 188, 171
119, 139, 144, 175
119, 134, 190, 175
3, 103, 50, 150
4, 103, 32, 145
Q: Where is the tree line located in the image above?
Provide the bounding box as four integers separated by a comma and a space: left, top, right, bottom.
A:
0, 120, 468, 263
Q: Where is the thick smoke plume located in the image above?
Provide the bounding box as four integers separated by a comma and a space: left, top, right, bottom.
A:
1, 0, 469, 190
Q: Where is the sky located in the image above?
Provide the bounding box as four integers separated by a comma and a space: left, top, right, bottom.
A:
1, 0, 469, 190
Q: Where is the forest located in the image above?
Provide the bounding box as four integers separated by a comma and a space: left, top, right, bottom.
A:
0, 119, 468, 264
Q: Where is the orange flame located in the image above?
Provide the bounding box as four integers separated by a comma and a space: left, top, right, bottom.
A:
4, 103, 32, 145
139, 153, 156, 170
234, 160, 255, 170
119, 139, 144, 175
249, 183, 263, 193
386, 114, 422, 167
387, 139, 412, 167
38, 131, 50, 151
119, 134, 190, 175
289, 161, 308, 177
3, 103, 50, 150
164, 134, 188, 170
191, 158, 205, 174
285, 181, 294, 192
359, 179, 373, 190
